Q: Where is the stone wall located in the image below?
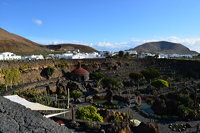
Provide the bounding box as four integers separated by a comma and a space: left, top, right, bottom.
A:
0, 58, 200, 86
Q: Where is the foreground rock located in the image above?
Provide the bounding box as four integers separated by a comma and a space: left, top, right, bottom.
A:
0, 96, 71, 133
131, 122, 160, 133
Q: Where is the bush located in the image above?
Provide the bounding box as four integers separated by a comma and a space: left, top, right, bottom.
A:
114, 116, 122, 123
85, 121, 101, 130
177, 105, 189, 119
76, 105, 103, 122
70, 121, 80, 128
90, 72, 105, 81
0, 84, 6, 92
141, 69, 160, 83
146, 97, 154, 105
134, 90, 141, 96
12, 90, 19, 95
151, 79, 169, 89
70, 90, 83, 102
40, 66, 55, 79
56, 86, 63, 95
178, 94, 193, 107
55, 60, 68, 68
101, 77, 118, 90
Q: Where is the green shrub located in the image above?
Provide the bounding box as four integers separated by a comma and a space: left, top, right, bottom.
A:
141, 69, 160, 83
0, 84, 6, 92
146, 97, 154, 105
76, 105, 103, 122
101, 77, 118, 90
40, 66, 55, 79
90, 72, 105, 81
56, 86, 63, 95
134, 90, 141, 96
114, 116, 122, 123
151, 79, 169, 89
20, 64, 29, 71
70, 90, 83, 102
1, 68, 21, 87
178, 94, 193, 107
85, 121, 101, 129
177, 105, 189, 119
55, 60, 68, 68
12, 90, 19, 95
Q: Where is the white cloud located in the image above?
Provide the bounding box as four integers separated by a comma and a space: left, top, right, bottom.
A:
88, 41, 134, 51
32, 19, 43, 25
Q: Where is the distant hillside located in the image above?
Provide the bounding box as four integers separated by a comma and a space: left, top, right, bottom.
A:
46, 44, 98, 53
0, 28, 50, 55
132, 41, 198, 54
0, 28, 98, 55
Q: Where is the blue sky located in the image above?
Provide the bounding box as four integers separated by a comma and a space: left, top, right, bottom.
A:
1, 0, 200, 52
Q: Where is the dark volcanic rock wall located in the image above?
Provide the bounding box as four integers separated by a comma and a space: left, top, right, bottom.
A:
0, 96, 71, 133
0, 58, 200, 85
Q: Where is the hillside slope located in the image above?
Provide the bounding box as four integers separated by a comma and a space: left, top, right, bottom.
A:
0, 28, 50, 55
0, 28, 98, 54
46, 43, 98, 53
132, 41, 198, 54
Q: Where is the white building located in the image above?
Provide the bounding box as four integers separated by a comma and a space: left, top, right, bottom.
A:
158, 54, 169, 59
47, 51, 104, 59
24, 55, 44, 60
138, 53, 155, 58
99, 51, 112, 56
169, 54, 193, 58
0, 52, 21, 60
124, 50, 138, 55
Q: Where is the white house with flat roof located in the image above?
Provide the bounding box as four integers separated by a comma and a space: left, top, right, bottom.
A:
124, 50, 138, 55
24, 55, 44, 60
0, 52, 21, 60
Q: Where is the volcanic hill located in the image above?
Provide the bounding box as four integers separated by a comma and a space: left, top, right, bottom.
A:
132, 41, 198, 54
0, 28, 50, 55
0, 28, 98, 55
46, 43, 98, 53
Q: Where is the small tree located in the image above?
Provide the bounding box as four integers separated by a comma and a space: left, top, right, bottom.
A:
124, 52, 131, 58
56, 86, 63, 95
178, 94, 194, 107
67, 81, 80, 90
76, 105, 103, 122
177, 105, 189, 119
151, 79, 169, 89
41, 66, 55, 79
118, 51, 124, 57
141, 69, 160, 84
70, 90, 83, 102
101, 77, 118, 90
1, 68, 21, 90
90, 72, 105, 81
129, 72, 143, 90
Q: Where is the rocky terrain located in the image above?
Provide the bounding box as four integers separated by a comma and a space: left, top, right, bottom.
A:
0, 96, 71, 133
132, 41, 198, 54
